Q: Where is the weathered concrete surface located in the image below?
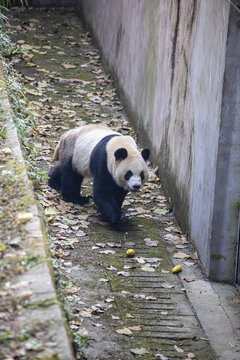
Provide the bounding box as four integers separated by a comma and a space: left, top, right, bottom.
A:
76, 0, 240, 283
208, 5, 240, 281
7, 7, 240, 360
0, 66, 74, 358
185, 280, 240, 360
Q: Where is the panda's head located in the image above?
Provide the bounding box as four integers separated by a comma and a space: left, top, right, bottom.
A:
107, 136, 150, 192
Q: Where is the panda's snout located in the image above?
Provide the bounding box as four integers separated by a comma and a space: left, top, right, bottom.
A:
127, 175, 142, 191
133, 184, 141, 190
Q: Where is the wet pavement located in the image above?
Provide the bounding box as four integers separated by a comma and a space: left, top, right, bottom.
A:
8, 7, 218, 360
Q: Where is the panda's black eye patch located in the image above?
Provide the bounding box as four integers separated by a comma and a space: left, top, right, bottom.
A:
124, 171, 133, 180
140, 171, 144, 180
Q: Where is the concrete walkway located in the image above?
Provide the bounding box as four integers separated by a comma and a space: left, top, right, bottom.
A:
0, 6, 239, 360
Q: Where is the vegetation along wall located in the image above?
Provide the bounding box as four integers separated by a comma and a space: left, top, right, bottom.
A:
76, 0, 240, 283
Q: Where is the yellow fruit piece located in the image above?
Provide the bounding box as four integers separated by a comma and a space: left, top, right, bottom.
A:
126, 249, 135, 257
172, 265, 182, 273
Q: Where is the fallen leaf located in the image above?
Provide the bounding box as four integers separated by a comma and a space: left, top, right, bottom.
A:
174, 345, 184, 353
161, 270, 170, 274
155, 354, 168, 359
133, 294, 146, 299
115, 327, 132, 335
183, 277, 197, 282
105, 297, 114, 303
128, 325, 141, 331
232, 298, 240, 304
107, 242, 121, 248
44, 207, 58, 216
95, 243, 106, 248
76, 230, 86, 237
146, 296, 157, 300
183, 260, 195, 267
173, 251, 189, 260
91, 305, 105, 313
80, 309, 92, 318
10, 280, 31, 289
142, 257, 162, 263
135, 257, 146, 264
124, 265, 136, 269
145, 240, 158, 247
161, 282, 174, 289
173, 236, 188, 245
77, 328, 88, 336
160, 311, 168, 315
112, 315, 120, 320
99, 250, 116, 255
107, 265, 117, 271
16, 212, 33, 223
154, 208, 169, 215
62, 109, 77, 118
125, 241, 135, 246
164, 233, 177, 242
141, 265, 155, 272
130, 348, 149, 355
98, 278, 109, 282
61, 63, 77, 69
117, 271, 130, 277
165, 226, 181, 233
126, 313, 134, 318
190, 251, 198, 260
135, 207, 145, 214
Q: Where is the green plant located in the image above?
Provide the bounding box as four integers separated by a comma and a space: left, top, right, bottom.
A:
0, 331, 14, 343
72, 332, 89, 350
0, 126, 6, 140
0, 1, 28, 7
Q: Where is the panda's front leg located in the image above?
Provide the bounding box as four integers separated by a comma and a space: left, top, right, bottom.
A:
94, 193, 123, 224
92, 183, 123, 224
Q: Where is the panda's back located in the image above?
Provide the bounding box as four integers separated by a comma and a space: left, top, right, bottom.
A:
72, 124, 119, 177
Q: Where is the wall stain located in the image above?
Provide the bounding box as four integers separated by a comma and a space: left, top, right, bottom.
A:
115, 23, 122, 59
171, 0, 180, 88
187, 0, 198, 33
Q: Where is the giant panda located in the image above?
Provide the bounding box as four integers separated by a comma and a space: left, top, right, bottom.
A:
48, 124, 150, 224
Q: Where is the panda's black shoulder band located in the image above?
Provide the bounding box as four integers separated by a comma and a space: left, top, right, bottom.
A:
90, 134, 120, 174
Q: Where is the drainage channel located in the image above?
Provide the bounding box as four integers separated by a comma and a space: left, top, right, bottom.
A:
9, 7, 215, 360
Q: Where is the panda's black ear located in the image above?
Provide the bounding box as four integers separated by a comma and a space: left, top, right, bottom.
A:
141, 148, 150, 161
114, 148, 128, 161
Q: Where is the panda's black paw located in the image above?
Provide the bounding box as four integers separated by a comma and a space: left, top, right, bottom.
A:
77, 196, 90, 205
62, 194, 90, 205
109, 211, 125, 225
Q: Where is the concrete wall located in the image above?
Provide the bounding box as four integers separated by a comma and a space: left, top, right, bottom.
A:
209, 6, 240, 281
76, 0, 240, 282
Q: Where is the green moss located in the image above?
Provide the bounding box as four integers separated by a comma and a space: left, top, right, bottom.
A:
0, 331, 14, 343
25, 297, 58, 309
211, 254, 227, 262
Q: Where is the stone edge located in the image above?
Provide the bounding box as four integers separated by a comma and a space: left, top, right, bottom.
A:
0, 65, 74, 359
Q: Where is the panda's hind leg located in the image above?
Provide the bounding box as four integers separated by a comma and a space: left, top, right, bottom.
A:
60, 157, 90, 205
48, 164, 61, 191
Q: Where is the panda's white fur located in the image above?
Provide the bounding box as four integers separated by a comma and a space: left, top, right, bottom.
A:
53, 124, 118, 177
49, 124, 150, 224
73, 125, 119, 177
